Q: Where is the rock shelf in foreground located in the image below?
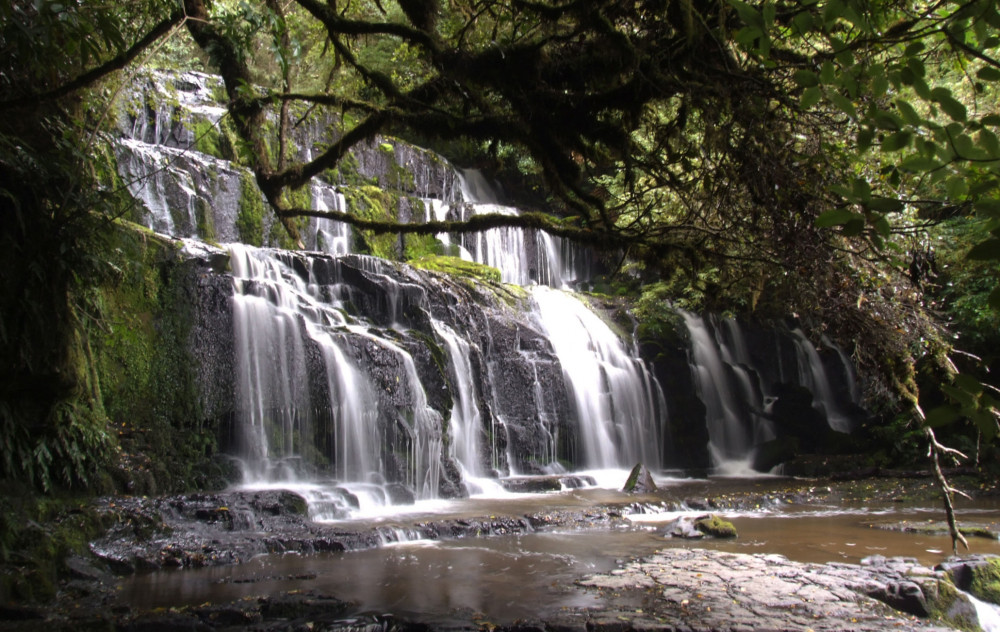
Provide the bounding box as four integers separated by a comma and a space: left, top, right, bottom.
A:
575, 548, 973, 631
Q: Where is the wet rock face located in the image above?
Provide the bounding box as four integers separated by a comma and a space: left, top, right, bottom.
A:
578, 548, 967, 632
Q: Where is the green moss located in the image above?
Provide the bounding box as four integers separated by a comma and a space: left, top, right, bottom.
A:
236, 172, 265, 246
927, 578, 980, 632
268, 186, 311, 249
970, 558, 1000, 605
0, 489, 112, 603
88, 222, 226, 495
195, 196, 216, 241
192, 119, 223, 159
344, 185, 401, 259
410, 255, 502, 284
694, 514, 738, 538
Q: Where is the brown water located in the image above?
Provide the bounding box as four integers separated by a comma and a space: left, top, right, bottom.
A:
117, 477, 1000, 625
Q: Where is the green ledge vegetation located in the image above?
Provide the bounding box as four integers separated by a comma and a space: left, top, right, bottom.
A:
409, 255, 502, 285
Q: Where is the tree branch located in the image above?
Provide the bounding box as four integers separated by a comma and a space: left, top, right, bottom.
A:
0, 9, 186, 111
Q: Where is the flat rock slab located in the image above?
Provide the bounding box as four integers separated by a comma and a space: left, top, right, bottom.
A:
575, 548, 961, 631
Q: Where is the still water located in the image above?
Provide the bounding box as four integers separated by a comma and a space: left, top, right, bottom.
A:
117, 474, 1000, 624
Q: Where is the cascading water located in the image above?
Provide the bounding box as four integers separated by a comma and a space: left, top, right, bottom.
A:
228, 244, 449, 516
680, 312, 768, 469
454, 169, 591, 288
532, 288, 666, 470
790, 328, 855, 433
116, 71, 352, 250
680, 312, 859, 471
118, 71, 869, 516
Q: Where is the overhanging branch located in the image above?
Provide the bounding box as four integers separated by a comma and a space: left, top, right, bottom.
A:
275, 206, 629, 250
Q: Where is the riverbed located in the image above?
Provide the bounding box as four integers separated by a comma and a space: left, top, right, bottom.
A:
114, 472, 1000, 627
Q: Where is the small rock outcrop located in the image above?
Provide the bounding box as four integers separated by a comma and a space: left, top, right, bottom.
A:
621, 463, 658, 493
664, 513, 738, 539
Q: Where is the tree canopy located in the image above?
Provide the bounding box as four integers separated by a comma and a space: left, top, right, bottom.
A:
1, 0, 999, 492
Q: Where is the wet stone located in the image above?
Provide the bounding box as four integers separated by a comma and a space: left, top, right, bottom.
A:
576, 548, 961, 631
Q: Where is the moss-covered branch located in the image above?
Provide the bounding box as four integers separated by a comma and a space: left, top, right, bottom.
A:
275, 206, 629, 250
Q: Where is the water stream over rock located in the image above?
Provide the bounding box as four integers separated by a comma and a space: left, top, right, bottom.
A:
115, 70, 865, 515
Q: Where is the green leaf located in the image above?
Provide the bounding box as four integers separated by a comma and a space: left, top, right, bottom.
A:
924, 405, 959, 428
865, 197, 904, 213
942, 384, 976, 410
820, 61, 836, 85
895, 99, 922, 126
851, 177, 871, 200
857, 126, 875, 151
946, 175, 969, 199
983, 114, 1000, 126
729, 0, 764, 28
975, 199, 1000, 217
954, 374, 984, 396
792, 10, 815, 34
870, 71, 888, 98
977, 66, 1000, 82
872, 214, 892, 236
935, 94, 968, 122
815, 208, 858, 227
794, 70, 819, 87
906, 57, 926, 78
828, 91, 856, 118
873, 110, 902, 130
800, 86, 822, 109
899, 155, 939, 172
842, 217, 866, 236
882, 130, 912, 151
968, 238, 1000, 260
979, 129, 1000, 157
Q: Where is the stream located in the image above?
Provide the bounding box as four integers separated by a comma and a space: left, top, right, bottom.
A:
116, 473, 1000, 626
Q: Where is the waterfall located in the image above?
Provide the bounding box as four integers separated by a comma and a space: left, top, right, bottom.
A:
791, 328, 856, 433
455, 169, 589, 288
228, 244, 445, 514
311, 181, 352, 255
680, 311, 762, 468
680, 312, 858, 471
532, 287, 666, 470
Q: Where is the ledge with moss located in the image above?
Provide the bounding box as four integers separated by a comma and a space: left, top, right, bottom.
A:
409, 255, 502, 284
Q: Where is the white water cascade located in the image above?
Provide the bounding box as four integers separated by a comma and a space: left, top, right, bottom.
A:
454, 169, 588, 288
680, 311, 860, 471
790, 328, 855, 433
228, 244, 444, 516
680, 311, 767, 468
532, 287, 666, 470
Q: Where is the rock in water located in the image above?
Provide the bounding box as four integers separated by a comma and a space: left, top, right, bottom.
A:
621, 463, 658, 493
694, 514, 738, 538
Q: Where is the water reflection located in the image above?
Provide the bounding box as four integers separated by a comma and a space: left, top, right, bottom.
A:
117, 477, 1000, 625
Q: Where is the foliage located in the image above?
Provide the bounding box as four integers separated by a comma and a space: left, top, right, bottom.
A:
409, 255, 502, 284
236, 171, 266, 246
1, 0, 999, 495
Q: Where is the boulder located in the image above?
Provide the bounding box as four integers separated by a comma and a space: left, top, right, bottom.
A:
694, 514, 738, 538
621, 463, 657, 493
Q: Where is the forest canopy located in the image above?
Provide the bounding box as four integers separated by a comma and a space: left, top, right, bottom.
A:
1, 0, 999, 492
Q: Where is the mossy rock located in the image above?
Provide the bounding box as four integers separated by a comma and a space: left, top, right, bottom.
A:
925, 577, 980, 632
970, 557, 1000, 605
621, 463, 657, 493
410, 255, 502, 284
694, 514, 738, 538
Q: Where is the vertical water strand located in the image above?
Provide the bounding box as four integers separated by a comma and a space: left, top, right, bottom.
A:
680, 311, 754, 466
791, 328, 852, 433
456, 169, 531, 285
720, 319, 774, 446
532, 287, 664, 470
431, 320, 484, 477
230, 245, 312, 482
311, 182, 351, 255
